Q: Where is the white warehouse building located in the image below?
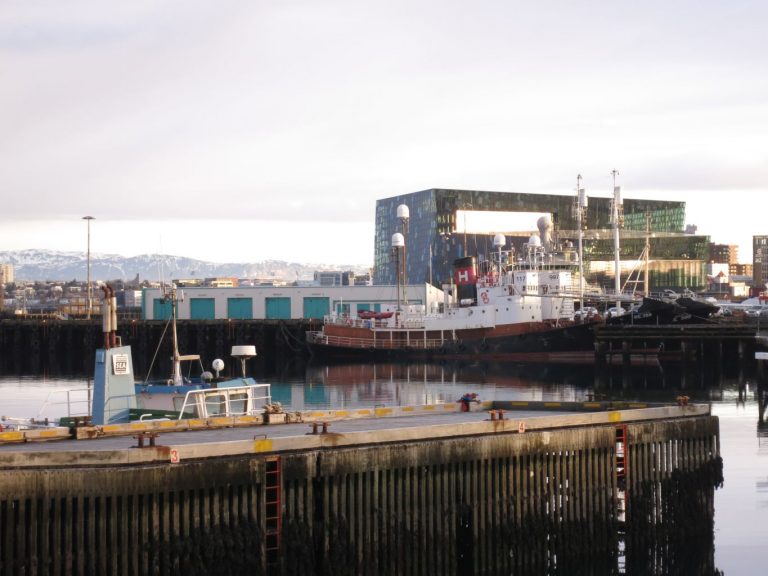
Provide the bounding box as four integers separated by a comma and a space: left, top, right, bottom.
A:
141, 284, 445, 321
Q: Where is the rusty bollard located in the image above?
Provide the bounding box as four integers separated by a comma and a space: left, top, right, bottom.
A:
134, 432, 159, 448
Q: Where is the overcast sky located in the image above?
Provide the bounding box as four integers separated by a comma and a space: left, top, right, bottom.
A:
1, 0, 766, 264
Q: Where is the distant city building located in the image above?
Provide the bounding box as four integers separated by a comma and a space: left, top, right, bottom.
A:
313, 270, 363, 287
709, 243, 739, 265
374, 188, 710, 291
0, 263, 14, 284
729, 263, 753, 277
314, 271, 343, 286
117, 290, 143, 309
754, 235, 768, 290
207, 277, 238, 288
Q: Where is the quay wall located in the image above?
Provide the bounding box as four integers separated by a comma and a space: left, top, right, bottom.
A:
0, 319, 313, 376
0, 414, 721, 575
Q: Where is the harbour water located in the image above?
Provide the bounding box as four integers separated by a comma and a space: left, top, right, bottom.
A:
2, 360, 767, 575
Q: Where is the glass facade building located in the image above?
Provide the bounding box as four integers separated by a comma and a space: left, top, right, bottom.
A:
374, 188, 709, 291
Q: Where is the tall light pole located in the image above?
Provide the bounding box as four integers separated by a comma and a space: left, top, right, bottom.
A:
83, 216, 95, 319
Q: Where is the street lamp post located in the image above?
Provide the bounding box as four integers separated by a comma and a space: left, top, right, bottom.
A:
83, 216, 94, 319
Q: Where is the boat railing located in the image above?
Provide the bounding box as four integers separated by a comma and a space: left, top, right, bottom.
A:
307, 331, 447, 350
176, 383, 272, 420
36, 386, 93, 420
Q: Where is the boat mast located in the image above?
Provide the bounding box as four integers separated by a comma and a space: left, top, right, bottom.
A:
391, 233, 404, 326
493, 233, 505, 284
397, 204, 410, 305
610, 170, 623, 309
575, 175, 587, 310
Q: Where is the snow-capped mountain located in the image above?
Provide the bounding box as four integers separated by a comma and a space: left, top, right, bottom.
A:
0, 249, 370, 282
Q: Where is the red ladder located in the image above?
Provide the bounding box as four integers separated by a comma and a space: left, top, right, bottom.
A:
265, 456, 282, 567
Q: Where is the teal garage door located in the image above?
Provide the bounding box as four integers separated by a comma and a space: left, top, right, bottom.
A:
227, 298, 253, 319
190, 298, 215, 320
266, 297, 291, 319
303, 297, 330, 319
153, 298, 173, 320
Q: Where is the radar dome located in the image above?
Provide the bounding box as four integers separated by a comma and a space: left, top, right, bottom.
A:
537, 215, 553, 250
493, 233, 506, 248
391, 232, 405, 247
396, 204, 410, 219
528, 235, 542, 247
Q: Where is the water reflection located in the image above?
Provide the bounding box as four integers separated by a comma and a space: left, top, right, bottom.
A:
271, 361, 591, 410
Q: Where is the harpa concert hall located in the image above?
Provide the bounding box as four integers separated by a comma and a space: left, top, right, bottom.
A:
373, 188, 710, 293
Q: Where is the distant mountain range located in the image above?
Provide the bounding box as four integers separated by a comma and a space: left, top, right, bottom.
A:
0, 249, 371, 283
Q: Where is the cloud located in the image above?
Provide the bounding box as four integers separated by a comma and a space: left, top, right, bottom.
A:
1, 1, 766, 263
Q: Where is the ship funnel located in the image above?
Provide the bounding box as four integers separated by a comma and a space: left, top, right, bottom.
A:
453, 257, 477, 306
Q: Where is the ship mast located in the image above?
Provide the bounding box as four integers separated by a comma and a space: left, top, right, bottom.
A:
575, 175, 588, 310
644, 212, 651, 296
610, 170, 623, 309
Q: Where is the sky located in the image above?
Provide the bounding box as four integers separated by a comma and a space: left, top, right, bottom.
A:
1, 0, 766, 265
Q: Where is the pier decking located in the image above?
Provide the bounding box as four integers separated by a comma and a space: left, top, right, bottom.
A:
0, 401, 721, 575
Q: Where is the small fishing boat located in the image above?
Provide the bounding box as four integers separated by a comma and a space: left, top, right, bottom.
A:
92, 284, 271, 425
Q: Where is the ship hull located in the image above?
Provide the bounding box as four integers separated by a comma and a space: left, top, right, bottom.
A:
307, 321, 598, 364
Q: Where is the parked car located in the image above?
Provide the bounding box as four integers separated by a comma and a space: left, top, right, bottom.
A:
574, 306, 599, 321
606, 307, 625, 318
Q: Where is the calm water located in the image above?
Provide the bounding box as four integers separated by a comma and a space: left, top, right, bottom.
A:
2, 361, 767, 575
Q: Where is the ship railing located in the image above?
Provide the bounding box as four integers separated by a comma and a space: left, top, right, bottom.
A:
307, 331, 447, 350
324, 315, 431, 330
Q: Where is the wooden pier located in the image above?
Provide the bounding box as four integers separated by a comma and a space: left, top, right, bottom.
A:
0, 401, 721, 575
594, 323, 756, 369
